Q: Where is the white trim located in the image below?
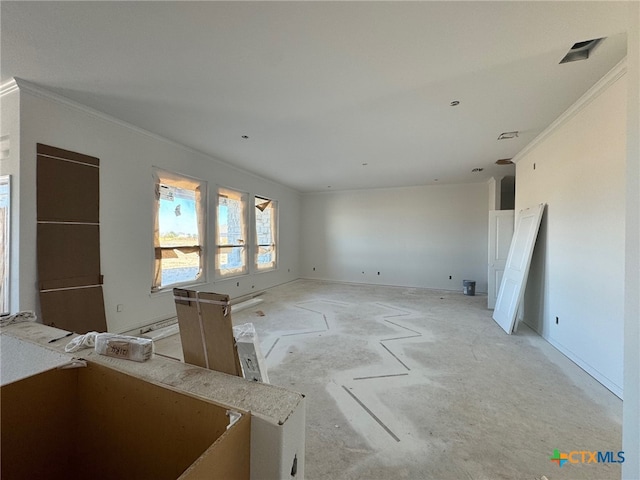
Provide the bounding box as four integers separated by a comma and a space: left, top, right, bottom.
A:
40, 284, 103, 293
544, 335, 623, 399
13, 77, 301, 195
512, 57, 628, 165
0, 79, 19, 97
37, 153, 99, 168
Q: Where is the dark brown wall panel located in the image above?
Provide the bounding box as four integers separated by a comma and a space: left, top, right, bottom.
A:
40, 286, 107, 333
37, 154, 99, 223
37, 143, 106, 333
37, 223, 101, 287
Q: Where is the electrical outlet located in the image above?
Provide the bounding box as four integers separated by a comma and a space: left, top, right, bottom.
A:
116, 304, 123, 313
449, 275, 452, 280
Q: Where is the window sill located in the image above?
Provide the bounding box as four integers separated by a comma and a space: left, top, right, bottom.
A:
150, 280, 209, 297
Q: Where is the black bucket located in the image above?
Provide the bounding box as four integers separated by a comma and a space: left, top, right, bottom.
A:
463, 280, 476, 296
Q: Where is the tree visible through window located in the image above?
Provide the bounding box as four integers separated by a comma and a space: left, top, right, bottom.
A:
153, 170, 206, 291
216, 188, 247, 276
255, 196, 277, 270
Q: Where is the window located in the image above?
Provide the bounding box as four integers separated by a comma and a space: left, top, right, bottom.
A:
152, 169, 206, 291
216, 187, 248, 277
254, 196, 277, 271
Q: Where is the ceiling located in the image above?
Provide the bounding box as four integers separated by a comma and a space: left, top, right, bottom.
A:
0, 1, 629, 192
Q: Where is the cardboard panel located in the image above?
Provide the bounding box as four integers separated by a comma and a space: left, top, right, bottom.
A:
40, 286, 107, 333
174, 288, 209, 368
37, 143, 100, 167
1, 362, 250, 480
174, 289, 242, 377
75, 363, 234, 480
36, 143, 106, 334
37, 223, 101, 287
0, 368, 77, 479
37, 154, 99, 223
180, 413, 251, 480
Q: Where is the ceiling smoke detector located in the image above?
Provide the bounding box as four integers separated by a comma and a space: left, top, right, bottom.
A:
560, 38, 604, 64
497, 131, 519, 140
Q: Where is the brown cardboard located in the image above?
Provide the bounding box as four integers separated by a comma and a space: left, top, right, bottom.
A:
0, 362, 250, 480
174, 289, 243, 377
37, 223, 102, 288
36, 145, 99, 223
39, 286, 107, 333
36, 143, 106, 333
179, 413, 251, 480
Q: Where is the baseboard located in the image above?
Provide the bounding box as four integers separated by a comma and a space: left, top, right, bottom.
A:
529, 324, 624, 399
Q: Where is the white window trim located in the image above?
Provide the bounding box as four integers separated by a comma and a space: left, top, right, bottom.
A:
152, 168, 207, 293
253, 195, 278, 272
215, 186, 249, 278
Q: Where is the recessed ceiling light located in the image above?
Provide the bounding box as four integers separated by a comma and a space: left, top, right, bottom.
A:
497, 131, 519, 140
471, 168, 484, 173
241, 135, 249, 139
496, 158, 514, 165
450, 100, 460, 106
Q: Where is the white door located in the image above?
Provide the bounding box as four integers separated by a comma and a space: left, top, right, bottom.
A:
493, 203, 545, 334
487, 210, 514, 309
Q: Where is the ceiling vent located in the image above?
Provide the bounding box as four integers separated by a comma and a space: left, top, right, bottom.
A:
497, 131, 519, 140
495, 158, 514, 165
560, 38, 604, 64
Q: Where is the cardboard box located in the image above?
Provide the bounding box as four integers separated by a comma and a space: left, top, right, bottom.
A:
1, 361, 250, 480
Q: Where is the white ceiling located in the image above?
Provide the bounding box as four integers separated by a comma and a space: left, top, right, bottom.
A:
0, 1, 629, 192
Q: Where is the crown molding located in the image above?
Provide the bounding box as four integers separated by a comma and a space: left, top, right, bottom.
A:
512, 57, 627, 164
12, 77, 302, 195
0, 78, 19, 97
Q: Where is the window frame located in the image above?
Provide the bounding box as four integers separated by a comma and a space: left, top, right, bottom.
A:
253, 195, 278, 272
215, 186, 249, 278
152, 168, 207, 293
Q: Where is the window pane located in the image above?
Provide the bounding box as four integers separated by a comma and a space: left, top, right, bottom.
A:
217, 188, 247, 276
153, 170, 206, 291
160, 253, 200, 286
159, 189, 198, 246
255, 197, 276, 270
218, 245, 246, 275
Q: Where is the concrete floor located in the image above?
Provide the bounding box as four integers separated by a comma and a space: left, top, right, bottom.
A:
155, 279, 622, 480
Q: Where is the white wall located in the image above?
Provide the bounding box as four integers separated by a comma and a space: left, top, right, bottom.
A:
301, 183, 488, 292
17, 85, 301, 334
515, 64, 627, 397
623, 3, 640, 478
0, 85, 20, 313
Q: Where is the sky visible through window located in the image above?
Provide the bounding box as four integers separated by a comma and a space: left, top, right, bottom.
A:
158, 187, 200, 286
159, 190, 198, 241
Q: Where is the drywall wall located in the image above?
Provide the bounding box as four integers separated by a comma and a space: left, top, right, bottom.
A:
515, 63, 627, 396
301, 183, 488, 292
0, 84, 20, 313
623, 3, 640, 478
17, 84, 301, 333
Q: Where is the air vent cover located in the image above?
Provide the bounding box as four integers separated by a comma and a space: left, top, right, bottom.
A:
560, 38, 604, 64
